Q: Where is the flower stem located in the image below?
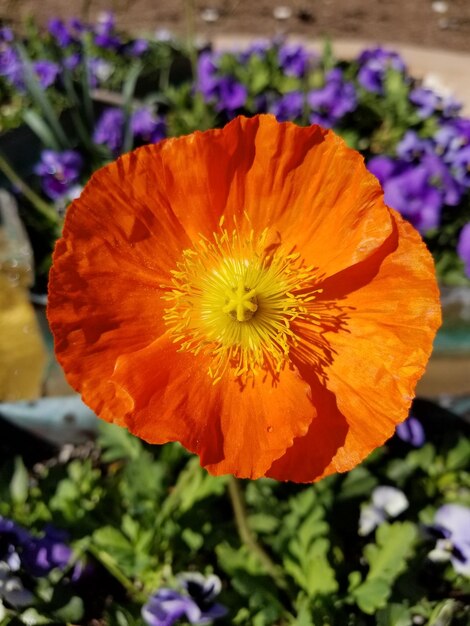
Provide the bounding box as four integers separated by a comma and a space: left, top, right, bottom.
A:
227, 476, 287, 589
0, 151, 59, 228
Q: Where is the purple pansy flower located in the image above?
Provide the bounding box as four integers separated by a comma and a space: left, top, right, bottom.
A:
88, 57, 113, 87
94, 11, 121, 50
0, 45, 23, 89
215, 77, 247, 113
239, 40, 269, 63
457, 223, 470, 278
33, 60, 60, 88
131, 108, 166, 144
0, 27, 14, 43
93, 107, 125, 153
0, 564, 34, 609
126, 39, 149, 57
382, 163, 443, 233
308, 68, 357, 127
357, 47, 406, 94
34, 150, 83, 200
396, 415, 425, 447
359, 486, 409, 536
270, 91, 304, 122
396, 131, 433, 162
63, 52, 81, 72
410, 87, 462, 119
21, 526, 73, 578
410, 88, 439, 119
450, 145, 470, 188
142, 573, 227, 626
429, 504, 470, 576
367, 155, 398, 186
278, 44, 309, 78
0, 517, 78, 580
197, 51, 220, 100
48, 18, 74, 47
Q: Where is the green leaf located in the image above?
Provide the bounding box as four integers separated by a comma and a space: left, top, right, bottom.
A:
283, 497, 337, 598
352, 578, 391, 614
446, 437, 470, 471
159, 457, 227, 520
10, 457, 28, 505
367, 522, 417, 580
98, 421, 143, 462
52, 596, 84, 622
376, 603, 412, 626
351, 522, 417, 614
339, 466, 377, 500
284, 537, 338, 597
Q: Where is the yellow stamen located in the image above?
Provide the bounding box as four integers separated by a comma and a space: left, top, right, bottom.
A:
162, 222, 322, 382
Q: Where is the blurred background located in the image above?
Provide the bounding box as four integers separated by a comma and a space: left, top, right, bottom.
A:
0, 0, 470, 51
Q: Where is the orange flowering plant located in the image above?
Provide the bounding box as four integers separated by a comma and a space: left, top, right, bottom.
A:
47, 114, 441, 482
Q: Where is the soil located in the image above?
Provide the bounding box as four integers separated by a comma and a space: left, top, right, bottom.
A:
1, 0, 470, 53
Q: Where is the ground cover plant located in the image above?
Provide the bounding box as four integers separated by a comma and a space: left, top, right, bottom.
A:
1, 12, 470, 626
0, 406, 469, 625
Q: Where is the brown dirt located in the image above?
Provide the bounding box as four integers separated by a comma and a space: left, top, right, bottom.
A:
1, 0, 470, 52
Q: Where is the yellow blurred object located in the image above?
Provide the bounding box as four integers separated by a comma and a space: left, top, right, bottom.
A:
0, 190, 46, 400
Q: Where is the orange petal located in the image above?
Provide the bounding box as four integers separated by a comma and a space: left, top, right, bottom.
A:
221, 116, 394, 277
48, 146, 191, 423
268, 210, 441, 482
110, 334, 317, 479
150, 116, 393, 276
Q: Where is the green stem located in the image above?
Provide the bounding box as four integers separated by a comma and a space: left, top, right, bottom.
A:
0, 152, 59, 228
227, 476, 287, 589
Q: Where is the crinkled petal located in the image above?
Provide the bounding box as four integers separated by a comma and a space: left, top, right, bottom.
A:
111, 334, 316, 479
268, 210, 440, 482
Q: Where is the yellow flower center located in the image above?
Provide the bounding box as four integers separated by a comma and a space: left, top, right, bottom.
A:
162, 218, 321, 382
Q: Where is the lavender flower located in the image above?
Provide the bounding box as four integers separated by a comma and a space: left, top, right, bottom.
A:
142, 573, 227, 626
357, 47, 406, 94
457, 223, 470, 278
34, 150, 83, 200
308, 68, 357, 127
270, 91, 304, 122
33, 60, 60, 88
428, 504, 470, 576
278, 44, 309, 78
359, 486, 409, 536
93, 108, 125, 153
396, 415, 425, 447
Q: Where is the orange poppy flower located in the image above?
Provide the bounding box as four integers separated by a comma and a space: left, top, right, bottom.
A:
48, 114, 441, 482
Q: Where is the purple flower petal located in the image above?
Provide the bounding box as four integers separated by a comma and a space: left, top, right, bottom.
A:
457, 224, 470, 278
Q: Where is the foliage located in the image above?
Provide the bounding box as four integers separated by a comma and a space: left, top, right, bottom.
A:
0, 407, 469, 625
